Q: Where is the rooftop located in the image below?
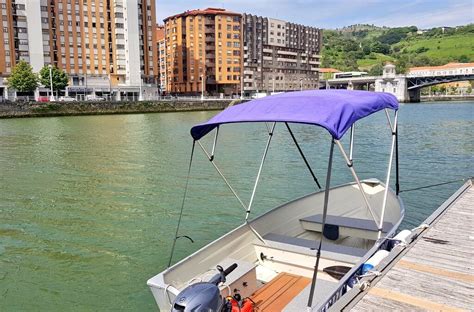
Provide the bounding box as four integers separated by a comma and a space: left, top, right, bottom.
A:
164, 8, 241, 21
319, 68, 342, 73
409, 62, 474, 72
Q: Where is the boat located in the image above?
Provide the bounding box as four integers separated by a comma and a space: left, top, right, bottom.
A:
147, 90, 405, 311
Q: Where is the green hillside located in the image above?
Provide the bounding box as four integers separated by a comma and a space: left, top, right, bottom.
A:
322, 24, 474, 74
396, 34, 474, 60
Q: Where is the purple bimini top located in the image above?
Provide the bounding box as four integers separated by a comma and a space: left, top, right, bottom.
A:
190, 90, 399, 140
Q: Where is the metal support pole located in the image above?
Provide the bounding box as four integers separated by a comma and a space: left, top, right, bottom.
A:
197, 141, 247, 211
49, 65, 55, 101
395, 125, 400, 195
378, 111, 398, 239
210, 126, 219, 161
349, 124, 355, 162
246, 123, 276, 221
307, 139, 335, 308
285, 123, 321, 189
335, 140, 380, 227
384, 109, 393, 133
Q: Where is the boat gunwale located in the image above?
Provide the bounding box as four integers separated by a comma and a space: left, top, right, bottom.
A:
148, 179, 404, 300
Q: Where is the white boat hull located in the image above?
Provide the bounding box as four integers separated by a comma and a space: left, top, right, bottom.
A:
148, 180, 404, 311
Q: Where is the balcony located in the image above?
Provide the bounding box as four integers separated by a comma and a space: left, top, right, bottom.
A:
277, 50, 298, 56
277, 57, 297, 63
205, 26, 215, 34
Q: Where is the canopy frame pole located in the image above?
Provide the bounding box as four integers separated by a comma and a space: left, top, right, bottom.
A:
246, 122, 276, 221
198, 140, 267, 245
210, 126, 219, 161
335, 140, 380, 228
349, 124, 355, 162
285, 122, 322, 189
378, 110, 398, 239
197, 141, 247, 212
395, 122, 400, 195
384, 108, 394, 132
307, 138, 335, 309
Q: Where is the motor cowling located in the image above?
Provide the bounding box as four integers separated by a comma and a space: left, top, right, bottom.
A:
171, 282, 222, 312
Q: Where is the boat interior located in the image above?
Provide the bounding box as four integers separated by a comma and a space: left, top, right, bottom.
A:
148, 180, 404, 311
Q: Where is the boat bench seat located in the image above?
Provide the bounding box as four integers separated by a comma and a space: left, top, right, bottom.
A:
300, 214, 394, 240
261, 233, 366, 264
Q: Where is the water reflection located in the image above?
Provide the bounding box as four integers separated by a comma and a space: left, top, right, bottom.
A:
0, 102, 472, 310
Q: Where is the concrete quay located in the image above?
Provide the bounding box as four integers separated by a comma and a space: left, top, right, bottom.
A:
0, 100, 236, 119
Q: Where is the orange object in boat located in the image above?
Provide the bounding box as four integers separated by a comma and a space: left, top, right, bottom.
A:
226, 296, 254, 312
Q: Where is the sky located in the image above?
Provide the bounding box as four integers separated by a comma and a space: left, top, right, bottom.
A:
156, 0, 474, 29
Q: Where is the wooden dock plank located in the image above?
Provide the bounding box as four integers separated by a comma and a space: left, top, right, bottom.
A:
352, 182, 474, 311
251, 272, 311, 312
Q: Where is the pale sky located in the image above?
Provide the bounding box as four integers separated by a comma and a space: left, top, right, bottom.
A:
156, 0, 474, 29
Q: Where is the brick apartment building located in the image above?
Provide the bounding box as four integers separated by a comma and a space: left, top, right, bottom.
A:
164, 8, 242, 95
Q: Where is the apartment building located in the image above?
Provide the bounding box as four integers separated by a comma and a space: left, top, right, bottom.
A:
242, 14, 321, 94
156, 24, 166, 93
1, 0, 157, 99
164, 8, 242, 95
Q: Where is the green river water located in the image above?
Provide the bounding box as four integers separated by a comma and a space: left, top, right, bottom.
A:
0, 102, 472, 310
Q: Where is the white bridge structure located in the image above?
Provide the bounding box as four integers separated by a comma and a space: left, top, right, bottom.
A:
325, 63, 474, 102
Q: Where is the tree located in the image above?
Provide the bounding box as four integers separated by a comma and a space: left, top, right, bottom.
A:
458, 55, 470, 63
395, 56, 409, 74
371, 41, 390, 54
6, 60, 39, 93
411, 55, 432, 66
368, 63, 384, 76
39, 65, 69, 92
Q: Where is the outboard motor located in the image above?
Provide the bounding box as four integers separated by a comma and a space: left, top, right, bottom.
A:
171, 263, 238, 312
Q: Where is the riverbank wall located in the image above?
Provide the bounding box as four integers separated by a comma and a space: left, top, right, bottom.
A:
421, 95, 474, 102
0, 100, 237, 119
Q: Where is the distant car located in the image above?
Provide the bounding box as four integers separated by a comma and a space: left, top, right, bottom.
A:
58, 96, 76, 102
85, 95, 106, 101
37, 96, 49, 102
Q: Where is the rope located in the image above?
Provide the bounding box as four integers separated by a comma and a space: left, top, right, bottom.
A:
167, 140, 196, 268
399, 178, 466, 193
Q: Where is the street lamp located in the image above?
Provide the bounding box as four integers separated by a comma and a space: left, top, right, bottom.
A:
138, 77, 144, 101
240, 74, 244, 99
201, 74, 205, 101
272, 72, 275, 93
49, 65, 55, 101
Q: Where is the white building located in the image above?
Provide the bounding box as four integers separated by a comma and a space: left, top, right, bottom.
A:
407, 62, 474, 77
375, 64, 408, 102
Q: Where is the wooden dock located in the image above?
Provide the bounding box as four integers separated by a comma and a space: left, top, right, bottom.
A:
344, 179, 473, 311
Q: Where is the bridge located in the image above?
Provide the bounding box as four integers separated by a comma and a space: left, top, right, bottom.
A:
321, 63, 474, 102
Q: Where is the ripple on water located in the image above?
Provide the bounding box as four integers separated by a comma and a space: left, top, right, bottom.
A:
0, 103, 472, 310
